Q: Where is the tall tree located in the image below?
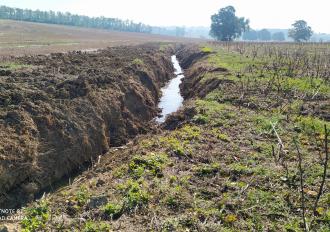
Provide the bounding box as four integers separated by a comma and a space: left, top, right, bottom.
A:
210, 6, 249, 41
258, 29, 271, 41
272, 32, 286, 41
288, 20, 313, 42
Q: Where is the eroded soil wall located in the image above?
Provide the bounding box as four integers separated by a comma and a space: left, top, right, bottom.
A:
176, 45, 228, 100
0, 44, 174, 208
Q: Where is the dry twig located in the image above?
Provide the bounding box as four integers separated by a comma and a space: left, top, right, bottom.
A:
294, 139, 308, 232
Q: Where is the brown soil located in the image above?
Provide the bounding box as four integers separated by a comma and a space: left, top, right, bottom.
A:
0, 43, 176, 209
0, 20, 203, 56
175, 45, 229, 100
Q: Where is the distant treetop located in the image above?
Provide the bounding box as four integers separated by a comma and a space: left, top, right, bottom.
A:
210, 6, 249, 41
258, 29, 271, 41
288, 20, 313, 42
272, 32, 286, 41
242, 29, 286, 42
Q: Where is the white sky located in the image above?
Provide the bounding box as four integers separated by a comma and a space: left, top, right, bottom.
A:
1, 0, 330, 33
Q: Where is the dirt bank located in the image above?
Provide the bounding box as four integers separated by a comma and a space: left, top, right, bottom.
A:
0, 43, 175, 209
176, 45, 229, 100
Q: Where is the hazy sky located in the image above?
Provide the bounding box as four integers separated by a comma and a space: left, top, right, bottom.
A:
1, 0, 329, 33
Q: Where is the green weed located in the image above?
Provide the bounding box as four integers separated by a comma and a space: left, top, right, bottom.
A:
21, 200, 49, 232
252, 114, 284, 134
0, 62, 32, 70
284, 77, 330, 95
83, 221, 111, 232
211, 128, 230, 142
129, 152, 168, 178
200, 46, 213, 53
132, 58, 144, 66
194, 162, 220, 177
102, 202, 123, 219
112, 164, 128, 178
159, 136, 186, 156
295, 116, 329, 136
117, 180, 149, 211
75, 186, 90, 206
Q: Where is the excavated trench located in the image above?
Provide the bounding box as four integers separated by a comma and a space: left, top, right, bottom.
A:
0, 44, 176, 209
0, 43, 210, 210
156, 55, 184, 123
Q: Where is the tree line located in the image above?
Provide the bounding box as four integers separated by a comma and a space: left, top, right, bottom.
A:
242, 29, 286, 41
152, 26, 185, 37
0, 5, 152, 33
210, 6, 313, 42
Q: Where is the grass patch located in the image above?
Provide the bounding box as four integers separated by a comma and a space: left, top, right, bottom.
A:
159, 136, 187, 156
129, 152, 168, 178
21, 200, 49, 232
295, 115, 330, 137
211, 128, 230, 142
200, 46, 213, 53
228, 163, 253, 176
208, 48, 264, 72
117, 179, 149, 211
112, 164, 128, 178
194, 162, 220, 177
173, 125, 202, 140
83, 221, 111, 232
283, 77, 330, 95
193, 100, 238, 127
252, 113, 285, 135
0, 62, 32, 70
163, 185, 190, 210
75, 186, 90, 206
132, 58, 144, 66
158, 125, 202, 157
102, 202, 123, 219
245, 189, 289, 217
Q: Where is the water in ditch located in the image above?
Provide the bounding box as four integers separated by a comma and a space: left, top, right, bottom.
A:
156, 55, 184, 123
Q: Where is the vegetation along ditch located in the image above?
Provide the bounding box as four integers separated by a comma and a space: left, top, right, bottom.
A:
1, 42, 329, 231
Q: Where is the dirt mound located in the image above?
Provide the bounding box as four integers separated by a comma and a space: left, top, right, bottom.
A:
175, 45, 230, 100
175, 44, 210, 70
0, 43, 175, 208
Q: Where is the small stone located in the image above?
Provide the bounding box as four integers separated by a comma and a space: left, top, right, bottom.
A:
304, 189, 317, 197
87, 195, 108, 209
0, 70, 11, 76
22, 182, 39, 194
52, 214, 72, 228
96, 178, 105, 187
280, 176, 288, 182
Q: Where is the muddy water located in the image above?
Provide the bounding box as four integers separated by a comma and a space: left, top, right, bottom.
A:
156, 55, 184, 123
